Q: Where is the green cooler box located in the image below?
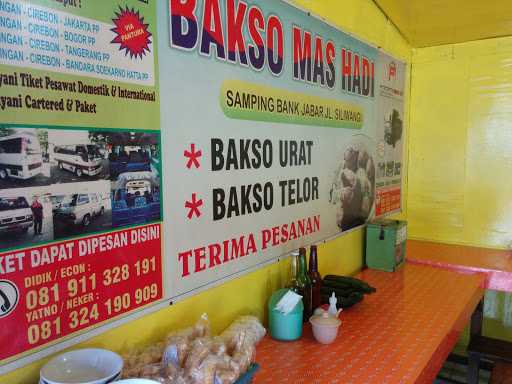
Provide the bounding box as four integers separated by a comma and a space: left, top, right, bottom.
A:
366, 219, 407, 272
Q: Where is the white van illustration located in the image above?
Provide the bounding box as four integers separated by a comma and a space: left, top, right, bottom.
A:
54, 193, 105, 227
53, 145, 102, 177
0, 132, 44, 180
0, 196, 33, 233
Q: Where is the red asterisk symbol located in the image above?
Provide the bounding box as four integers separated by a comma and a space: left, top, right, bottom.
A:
185, 193, 203, 219
184, 143, 202, 169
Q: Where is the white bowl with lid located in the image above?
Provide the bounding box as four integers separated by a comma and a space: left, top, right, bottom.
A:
309, 312, 341, 344
40, 373, 121, 384
40, 348, 123, 384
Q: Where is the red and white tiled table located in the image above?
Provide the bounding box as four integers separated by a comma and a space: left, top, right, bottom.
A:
255, 263, 485, 384
406, 240, 512, 383
407, 240, 512, 292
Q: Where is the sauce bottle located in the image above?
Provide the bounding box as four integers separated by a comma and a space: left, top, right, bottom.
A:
308, 245, 322, 312
298, 247, 312, 321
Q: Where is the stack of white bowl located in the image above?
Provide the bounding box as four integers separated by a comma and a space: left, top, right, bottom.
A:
39, 349, 123, 384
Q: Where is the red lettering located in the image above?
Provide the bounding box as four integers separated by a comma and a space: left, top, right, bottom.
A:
289, 222, 297, 240
267, 15, 284, 75
362, 57, 373, 96
341, 48, 352, 91
247, 6, 265, 70
178, 250, 193, 277
293, 26, 311, 81
298, 219, 305, 237
314, 36, 323, 64
246, 234, 257, 254
280, 223, 289, 243
170, 0, 198, 50
314, 215, 320, 231
306, 218, 313, 234
313, 36, 325, 85
326, 41, 336, 88
208, 243, 221, 267
227, 0, 248, 64
261, 229, 271, 250
194, 247, 207, 273
223, 239, 230, 263
326, 41, 335, 65
230, 236, 246, 260
200, 0, 225, 58
353, 53, 361, 93
272, 226, 280, 246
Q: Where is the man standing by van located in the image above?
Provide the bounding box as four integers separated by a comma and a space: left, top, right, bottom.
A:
31, 195, 43, 236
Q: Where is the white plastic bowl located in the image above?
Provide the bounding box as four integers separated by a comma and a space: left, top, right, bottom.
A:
310, 312, 341, 344
40, 373, 120, 384
40, 348, 123, 384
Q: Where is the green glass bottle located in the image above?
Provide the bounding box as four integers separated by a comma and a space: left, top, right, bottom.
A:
287, 251, 301, 294
298, 247, 312, 321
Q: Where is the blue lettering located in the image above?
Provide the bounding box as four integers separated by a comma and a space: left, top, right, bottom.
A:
0, 16, 22, 30
65, 45, 103, 62
65, 59, 95, 74
0, 32, 23, 46
0, 48, 23, 62
0, 0, 22, 15
28, 23, 59, 39
29, 38, 60, 53
30, 53, 60, 68
27, 7, 58, 24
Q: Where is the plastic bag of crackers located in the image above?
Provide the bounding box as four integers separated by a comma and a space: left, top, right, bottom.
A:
121, 314, 265, 384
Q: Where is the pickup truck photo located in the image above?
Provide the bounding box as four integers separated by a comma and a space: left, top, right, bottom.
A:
53, 193, 105, 227
0, 196, 33, 234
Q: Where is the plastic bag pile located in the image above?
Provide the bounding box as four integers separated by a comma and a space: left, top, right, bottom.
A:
121, 315, 266, 384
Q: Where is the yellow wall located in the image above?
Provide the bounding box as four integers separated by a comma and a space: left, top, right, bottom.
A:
408, 38, 512, 343
0, 2, 411, 383
408, 37, 512, 249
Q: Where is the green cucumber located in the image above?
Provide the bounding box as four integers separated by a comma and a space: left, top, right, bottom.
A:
323, 275, 376, 294
320, 286, 357, 297
322, 280, 373, 295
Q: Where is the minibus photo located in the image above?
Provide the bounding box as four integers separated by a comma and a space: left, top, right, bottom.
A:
49, 129, 110, 183
0, 128, 51, 189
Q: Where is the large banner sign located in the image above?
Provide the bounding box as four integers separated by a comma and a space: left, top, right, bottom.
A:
0, 0, 162, 371
0, 0, 406, 373
160, 0, 406, 298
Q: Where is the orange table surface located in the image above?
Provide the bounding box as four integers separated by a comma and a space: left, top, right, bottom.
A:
255, 263, 484, 384
407, 240, 512, 291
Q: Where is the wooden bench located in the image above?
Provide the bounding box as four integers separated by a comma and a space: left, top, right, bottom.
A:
468, 335, 512, 384
491, 361, 512, 384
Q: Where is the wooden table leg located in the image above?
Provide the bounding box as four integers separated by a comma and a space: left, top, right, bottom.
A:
467, 299, 484, 384
470, 299, 484, 338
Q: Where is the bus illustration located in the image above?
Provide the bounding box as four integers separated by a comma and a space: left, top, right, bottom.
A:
53, 145, 103, 178
0, 131, 44, 180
